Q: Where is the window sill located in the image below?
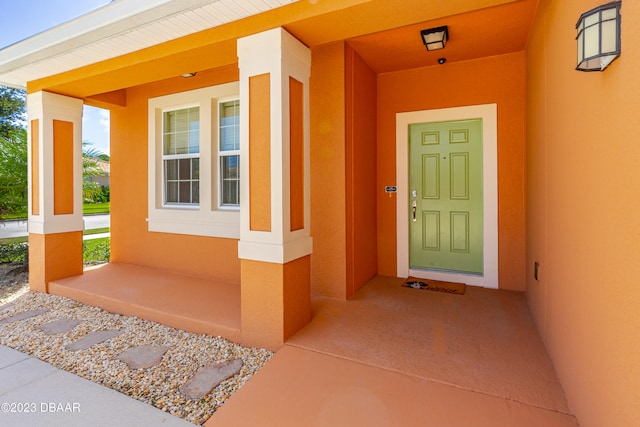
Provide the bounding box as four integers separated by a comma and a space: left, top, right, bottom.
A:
147, 209, 239, 239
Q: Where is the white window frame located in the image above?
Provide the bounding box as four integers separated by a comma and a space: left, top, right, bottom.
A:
217, 97, 241, 209
161, 104, 200, 208
148, 82, 240, 238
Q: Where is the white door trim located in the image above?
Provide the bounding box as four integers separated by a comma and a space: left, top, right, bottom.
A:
396, 104, 498, 289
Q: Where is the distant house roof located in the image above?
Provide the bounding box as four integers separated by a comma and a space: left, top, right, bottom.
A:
0, 0, 298, 88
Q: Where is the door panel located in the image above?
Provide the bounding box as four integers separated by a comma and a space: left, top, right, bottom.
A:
409, 119, 483, 274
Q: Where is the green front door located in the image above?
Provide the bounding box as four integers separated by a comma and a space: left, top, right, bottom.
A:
409, 119, 483, 274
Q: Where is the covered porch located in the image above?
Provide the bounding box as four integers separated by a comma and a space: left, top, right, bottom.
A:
210, 276, 577, 426
49, 268, 577, 426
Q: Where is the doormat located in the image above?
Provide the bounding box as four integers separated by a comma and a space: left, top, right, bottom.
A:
403, 277, 466, 295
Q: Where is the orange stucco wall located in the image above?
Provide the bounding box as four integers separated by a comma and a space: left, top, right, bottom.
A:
29, 231, 83, 292
309, 42, 347, 298
52, 120, 74, 215
345, 44, 378, 297
241, 256, 311, 350
109, 66, 241, 283
526, 1, 640, 426
249, 73, 272, 232
377, 52, 527, 291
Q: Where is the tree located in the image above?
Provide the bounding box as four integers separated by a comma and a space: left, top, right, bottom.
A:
0, 128, 28, 215
82, 140, 108, 203
0, 86, 26, 139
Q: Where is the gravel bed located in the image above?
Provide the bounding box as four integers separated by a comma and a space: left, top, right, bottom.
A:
0, 288, 273, 425
0, 263, 29, 305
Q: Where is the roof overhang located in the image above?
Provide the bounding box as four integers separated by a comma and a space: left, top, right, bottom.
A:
0, 0, 536, 99
0, 0, 300, 88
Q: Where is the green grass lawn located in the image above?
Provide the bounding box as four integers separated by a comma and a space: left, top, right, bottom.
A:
0, 207, 28, 220
83, 237, 110, 263
83, 202, 110, 215
0, 203, 109, 221
83, 227, 110, 236
0, 236, 110, 264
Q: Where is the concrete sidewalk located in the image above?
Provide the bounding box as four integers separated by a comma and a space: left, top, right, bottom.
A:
0, 345, 194, 427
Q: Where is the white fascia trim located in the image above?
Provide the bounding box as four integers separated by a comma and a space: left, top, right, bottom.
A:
148, 82, 240, 239
396, 104, 498, 289
0, 0, 203, 73
0, 0, 170, 72
238, 236, 313, 264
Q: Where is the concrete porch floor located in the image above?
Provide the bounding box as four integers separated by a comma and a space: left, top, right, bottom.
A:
50, 267, 578, 426
49, 263, 241, 343
207, 276, 578, 427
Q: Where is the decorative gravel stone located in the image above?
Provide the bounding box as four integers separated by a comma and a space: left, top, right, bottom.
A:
117, 345, 170, 369
0, 308, 50, 324
0, 291, 273, 424
180, 358, 244, 400
37, 319, 82, 335
65, 329, 124, 351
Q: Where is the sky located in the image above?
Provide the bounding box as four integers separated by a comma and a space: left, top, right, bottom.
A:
0, 0, 113, 154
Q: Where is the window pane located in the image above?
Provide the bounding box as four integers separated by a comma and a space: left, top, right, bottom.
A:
178, 158, 191, 180
175, 132, 188, 154
164, 111, 175, 132
166, 182, 178, 203
163, 134, 175, 155
220, 127, 237, 151
221, 155, 240, 205
165, 159, 177, 180
192, 158, 199, 179
192, 181, 200, 204
220, 100, 240, 151
189, 130, 199, 154
175, 108, 189, 132
224, 155, 239, 179
601, 20, 617, 54
189, 107, 200, 131
179, 182, 191, 203
222, 180, 239, 206
584, 24, 599, 58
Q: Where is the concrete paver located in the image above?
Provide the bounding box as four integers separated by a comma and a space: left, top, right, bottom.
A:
0, 346, 193, 427
116, 345, 169, 369
65, 329, 123, 351
0, 309, 50, 325
37, 319, 82, 335
180, 359, 243, 400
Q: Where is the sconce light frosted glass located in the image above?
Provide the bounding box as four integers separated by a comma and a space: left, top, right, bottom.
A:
421, 26, 449, 51
576, 1, 621, 71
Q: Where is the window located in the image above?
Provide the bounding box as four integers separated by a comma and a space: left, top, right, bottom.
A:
219, 100, 240, 206
148, 82, 240, 238
163, 107, 200, 205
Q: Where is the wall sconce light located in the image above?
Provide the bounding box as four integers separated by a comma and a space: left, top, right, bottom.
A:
420, 26, 448, 51
576, 1, 621, 71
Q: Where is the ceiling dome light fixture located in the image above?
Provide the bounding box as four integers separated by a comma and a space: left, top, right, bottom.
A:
576, 1, 621, 71
420, 26, 448, 51
181, 72, 197, 78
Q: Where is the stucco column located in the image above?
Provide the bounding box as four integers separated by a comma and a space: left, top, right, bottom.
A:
27, 91, 84, 292
237, 28, 312, 350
